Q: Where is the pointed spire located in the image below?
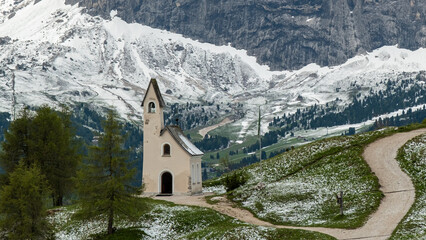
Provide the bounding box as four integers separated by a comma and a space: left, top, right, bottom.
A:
141, 78, 165, 107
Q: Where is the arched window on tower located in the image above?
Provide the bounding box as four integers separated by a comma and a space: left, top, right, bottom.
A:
163, 143, 171, 156
148, 102, 156, 113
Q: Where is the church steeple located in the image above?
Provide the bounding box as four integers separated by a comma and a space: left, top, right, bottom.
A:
142, 78, 165, 108
142, 78, 165, 135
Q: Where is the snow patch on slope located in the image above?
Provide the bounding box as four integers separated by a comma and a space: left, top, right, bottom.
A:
0, 0, 81, 42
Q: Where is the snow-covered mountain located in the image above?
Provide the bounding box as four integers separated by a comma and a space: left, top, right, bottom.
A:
0, 0, 425, 138
65, 0, 426, 71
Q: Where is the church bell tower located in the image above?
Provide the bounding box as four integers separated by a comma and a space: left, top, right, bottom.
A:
141, 79, 165, 191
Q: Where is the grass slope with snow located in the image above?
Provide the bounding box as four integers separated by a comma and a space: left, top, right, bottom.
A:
206, 123, 426, 229
49, 198, 334, 240
391, 132, 426, 239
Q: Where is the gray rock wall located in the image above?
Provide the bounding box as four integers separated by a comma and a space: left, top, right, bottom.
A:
66, 0, 426, 70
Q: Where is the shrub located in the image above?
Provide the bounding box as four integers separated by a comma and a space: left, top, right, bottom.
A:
223, 171, 247, 192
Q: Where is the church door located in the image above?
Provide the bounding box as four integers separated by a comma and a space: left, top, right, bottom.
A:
161, 172, 173, 194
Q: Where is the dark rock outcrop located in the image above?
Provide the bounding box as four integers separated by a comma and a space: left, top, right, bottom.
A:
0, 36, 11, 45
65, 0, 426, 70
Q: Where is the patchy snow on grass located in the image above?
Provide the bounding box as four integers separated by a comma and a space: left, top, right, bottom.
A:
203, 185, 226, 194
229, 130, 396, 227
48, 207, 107, 240
141, 204, 194, 239
49, 199, 305, 240
392, 134, 426, 239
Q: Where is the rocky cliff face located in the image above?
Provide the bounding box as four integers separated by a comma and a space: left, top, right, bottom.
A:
65, 0, 426, 70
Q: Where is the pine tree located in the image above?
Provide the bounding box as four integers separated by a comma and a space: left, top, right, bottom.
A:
0, 108, 32, 180
0, 106, 81, 206
0, 162, 52, 240
55, 106, 81, 205
76, 110, 143, 235
219, 155, 229, 171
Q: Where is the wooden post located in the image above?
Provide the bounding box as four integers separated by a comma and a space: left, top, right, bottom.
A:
336, 191, 344, 215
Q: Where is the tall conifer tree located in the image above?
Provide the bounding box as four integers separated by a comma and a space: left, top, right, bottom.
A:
0, 106, 80, 206
76, 109, 142, 235
0, 108, 32, 179
31, 106, 81, 206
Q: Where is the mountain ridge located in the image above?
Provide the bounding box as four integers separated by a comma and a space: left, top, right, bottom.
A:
64, 0, 426, 70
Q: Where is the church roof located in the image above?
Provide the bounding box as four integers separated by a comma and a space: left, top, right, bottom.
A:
141, 78, 165, 107
161, 125, 204, 156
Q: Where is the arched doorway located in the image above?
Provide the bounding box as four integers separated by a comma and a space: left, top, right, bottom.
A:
161, 172, 173, 194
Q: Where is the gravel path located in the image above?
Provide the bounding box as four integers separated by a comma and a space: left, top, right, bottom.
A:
155, 128, 426, 239
198, 118, 231, 137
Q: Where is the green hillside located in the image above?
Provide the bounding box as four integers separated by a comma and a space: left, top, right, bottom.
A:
206, 123, 426, 229
49, 198, 334, 240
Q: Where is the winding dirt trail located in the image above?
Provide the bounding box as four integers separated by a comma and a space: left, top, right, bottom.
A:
155, 128, 426, 240
198, 118, 232, 137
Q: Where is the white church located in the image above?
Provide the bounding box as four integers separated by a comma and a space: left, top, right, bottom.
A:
142, 79, 203, 195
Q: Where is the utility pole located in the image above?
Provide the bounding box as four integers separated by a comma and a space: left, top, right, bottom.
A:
258, 106, 262, 162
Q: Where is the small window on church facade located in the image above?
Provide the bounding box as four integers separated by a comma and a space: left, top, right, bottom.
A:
163, 143, 171, 156
148, 102, 156, 113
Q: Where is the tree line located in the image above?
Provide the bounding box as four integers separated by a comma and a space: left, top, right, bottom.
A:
164, 102, 222, 130
194, 134, 230, 152
371, 107, 426, 130
270, 79, 426, 131
164, 102, 244, 131
242, 131, 279, 154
